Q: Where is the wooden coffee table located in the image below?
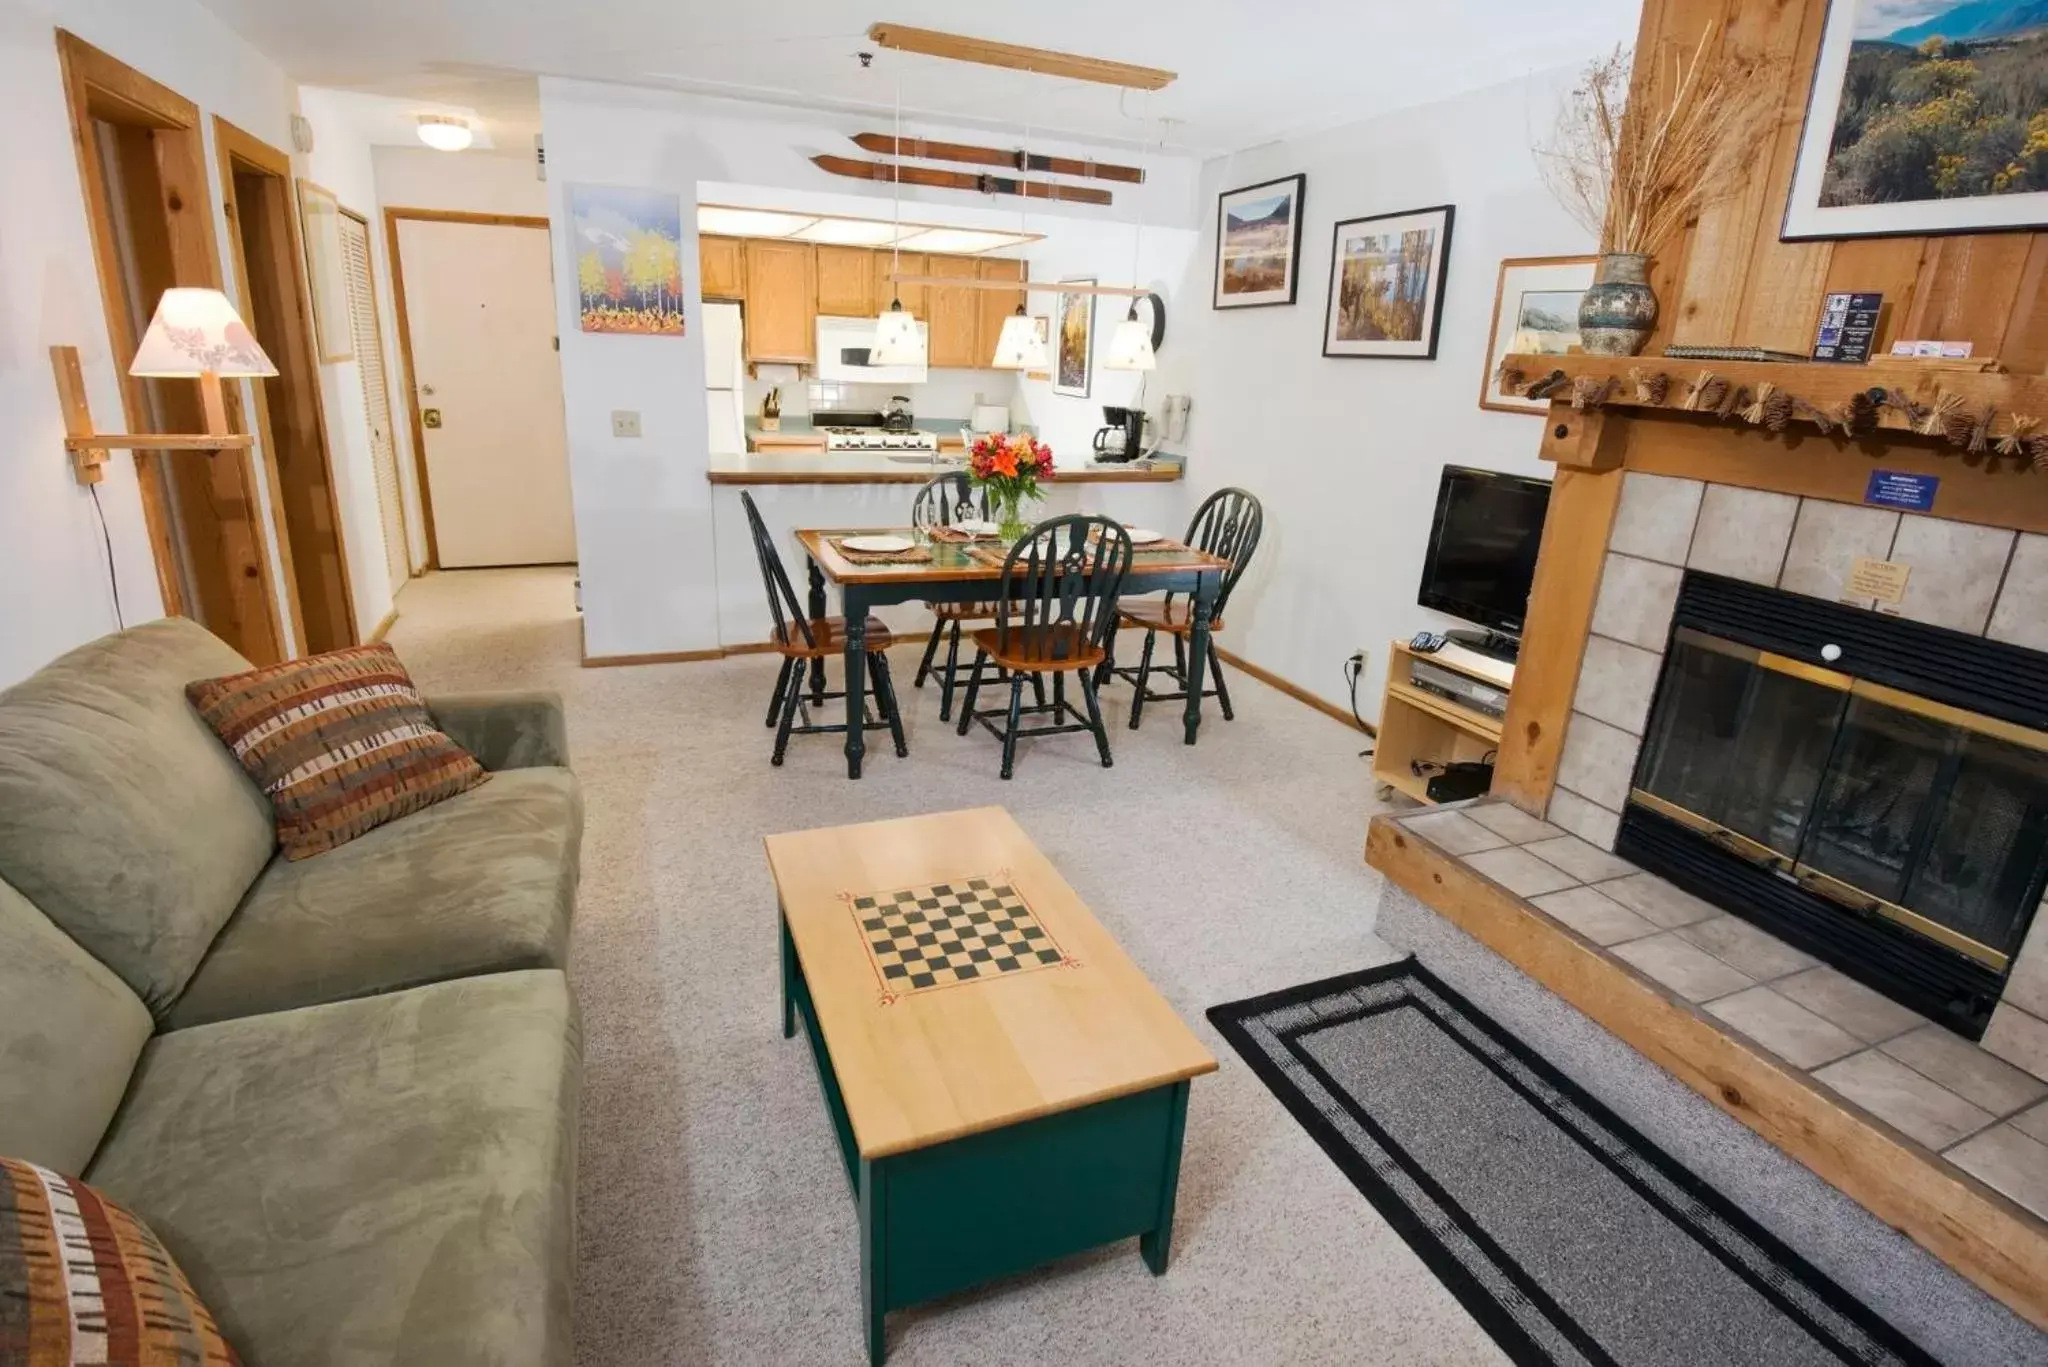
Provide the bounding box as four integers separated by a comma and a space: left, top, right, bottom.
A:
765, 807, 1217, 1365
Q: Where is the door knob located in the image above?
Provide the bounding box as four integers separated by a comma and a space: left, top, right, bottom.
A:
423, 409, 443, 429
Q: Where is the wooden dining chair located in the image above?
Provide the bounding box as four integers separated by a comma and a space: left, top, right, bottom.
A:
955, 515, 1133, 779
1112, 487, 1265, 729
740, 491, 908, 767
908, 473, 997, 722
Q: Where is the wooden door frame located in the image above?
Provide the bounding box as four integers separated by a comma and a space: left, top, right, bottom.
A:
55, 30, 287, 658
213, 115, 357, 651
384, 206, 554, 569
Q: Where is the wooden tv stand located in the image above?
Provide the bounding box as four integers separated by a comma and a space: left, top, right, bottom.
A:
1373, 638, 1514, 805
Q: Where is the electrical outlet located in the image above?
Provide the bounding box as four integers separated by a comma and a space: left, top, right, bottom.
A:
611, 410, 642, 438
1350, 647, 1370, 673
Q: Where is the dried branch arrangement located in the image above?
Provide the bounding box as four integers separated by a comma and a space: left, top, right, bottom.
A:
1534, 27, 1783, 255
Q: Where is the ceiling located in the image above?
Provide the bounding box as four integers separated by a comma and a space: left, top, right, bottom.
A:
196, 0, 1641, 156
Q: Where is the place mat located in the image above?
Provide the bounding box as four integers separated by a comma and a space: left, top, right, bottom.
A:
1208, 959, 1938, 1367
927, 525, 998, 543
829, 538, 934, 566
1089, 528, 1193, 554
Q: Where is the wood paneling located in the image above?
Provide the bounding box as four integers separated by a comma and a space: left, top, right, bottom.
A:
699, 234, 744, 300
742, 240, 817, 363
815, 244, 876, 317
924, 254, 983, 368
1366, 816, 2048, 1330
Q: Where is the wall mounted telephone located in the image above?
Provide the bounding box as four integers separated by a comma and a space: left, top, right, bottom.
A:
1161, 394, 1192, 443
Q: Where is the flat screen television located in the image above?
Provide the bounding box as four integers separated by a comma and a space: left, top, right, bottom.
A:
1417, 465, 1552, 651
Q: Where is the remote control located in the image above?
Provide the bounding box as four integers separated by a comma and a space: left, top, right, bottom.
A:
1410, 631, 1446, 654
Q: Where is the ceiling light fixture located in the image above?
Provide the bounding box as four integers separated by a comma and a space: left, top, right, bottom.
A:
991, 112, 1049, 371
416, 114, 474, 152
872, 68, 927, 368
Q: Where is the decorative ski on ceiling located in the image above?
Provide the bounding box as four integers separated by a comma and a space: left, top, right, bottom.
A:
809, 154, 1114, 206
849, 133, 1145, 185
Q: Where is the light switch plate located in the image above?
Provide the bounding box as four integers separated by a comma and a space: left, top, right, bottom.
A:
611, 410, 642, 438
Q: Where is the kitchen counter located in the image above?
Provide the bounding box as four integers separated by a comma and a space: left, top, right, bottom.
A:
708, 452, 1183, 485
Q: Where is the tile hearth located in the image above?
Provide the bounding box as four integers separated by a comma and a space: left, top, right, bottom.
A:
1397, 799, 2048, 1226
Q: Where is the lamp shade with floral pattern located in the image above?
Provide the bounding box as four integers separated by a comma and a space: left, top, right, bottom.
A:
129, 288, 277, 378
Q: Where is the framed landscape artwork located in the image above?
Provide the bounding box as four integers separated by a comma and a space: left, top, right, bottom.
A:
1055, 282, 1095, 398
1480, 255, 1596, 414
569, 184, 686, 335
1321, 204, 1456, 359
1785, 1, 2048, 238
1214, 173, 1307, 308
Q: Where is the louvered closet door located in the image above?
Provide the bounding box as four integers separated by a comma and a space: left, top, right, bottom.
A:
339, 211, 411, 592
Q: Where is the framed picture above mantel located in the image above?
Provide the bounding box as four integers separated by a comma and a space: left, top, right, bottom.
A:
1481, 256, 1596, 414
1322, 204, 1455, 360
1213, 173, 1307, 308
1784, 1, 2048, 239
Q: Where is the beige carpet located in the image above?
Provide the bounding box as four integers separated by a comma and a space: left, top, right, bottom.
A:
386, 567, 2037, 1366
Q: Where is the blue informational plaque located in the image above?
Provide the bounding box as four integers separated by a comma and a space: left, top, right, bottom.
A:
1864, 469, 1938, 512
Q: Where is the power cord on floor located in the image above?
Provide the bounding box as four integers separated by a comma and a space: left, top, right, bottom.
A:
1344, 652, 1374, 759
89, 482, 125, 630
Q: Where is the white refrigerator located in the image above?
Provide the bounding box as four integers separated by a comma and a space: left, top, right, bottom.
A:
704, 301, 746, 455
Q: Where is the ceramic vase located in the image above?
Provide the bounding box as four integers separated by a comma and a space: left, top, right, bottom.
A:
1579, 252, 1658, 357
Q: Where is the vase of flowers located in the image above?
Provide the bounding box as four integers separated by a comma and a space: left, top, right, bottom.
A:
968, 433, 1056, 541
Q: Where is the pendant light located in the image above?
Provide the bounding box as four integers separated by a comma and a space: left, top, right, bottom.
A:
871, 71, 926, 367
991, 109, 1049, 370
1104, 110, 1157, 372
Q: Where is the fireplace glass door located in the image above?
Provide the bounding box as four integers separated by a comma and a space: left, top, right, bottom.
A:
1633, 629, 2048, 969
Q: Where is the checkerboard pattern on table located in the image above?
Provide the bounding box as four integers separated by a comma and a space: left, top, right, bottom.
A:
852, 876, 1068, 995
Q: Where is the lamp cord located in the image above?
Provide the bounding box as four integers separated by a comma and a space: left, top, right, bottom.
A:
89, 482, 125, 630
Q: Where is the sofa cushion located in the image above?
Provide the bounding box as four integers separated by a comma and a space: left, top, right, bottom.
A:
0, 619, 274, 1013
86, 971, 578, 1367
164, 768, 582, 1029
1, 1154, 241, 1364
0, 877, 153, 1174
186, 643, 490, 861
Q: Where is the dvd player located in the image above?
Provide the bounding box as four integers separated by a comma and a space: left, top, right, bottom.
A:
1409, 657, 1509, 719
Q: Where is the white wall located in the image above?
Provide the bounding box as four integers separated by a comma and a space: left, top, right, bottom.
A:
542, 78, 1205, 659
1151, 65, 1600, 717
0, 0, 295, 685
373, 145, 545, 217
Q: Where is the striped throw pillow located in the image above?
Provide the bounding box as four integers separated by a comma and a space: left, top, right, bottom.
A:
0, 1154, 239, 1364
186, 644, 488, 861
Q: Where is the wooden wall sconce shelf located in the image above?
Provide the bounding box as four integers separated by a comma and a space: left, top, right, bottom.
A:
51, 344, 253, 486
1499, 352, 2048, 475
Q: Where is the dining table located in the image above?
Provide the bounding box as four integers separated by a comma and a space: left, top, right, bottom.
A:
795, 528, 1233, 779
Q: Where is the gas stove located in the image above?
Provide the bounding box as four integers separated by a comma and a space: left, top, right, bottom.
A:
820, 427, 939, 453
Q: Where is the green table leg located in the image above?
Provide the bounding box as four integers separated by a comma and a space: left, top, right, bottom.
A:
779, 907, 796, 1040
1139, 1080, 1191, 1274
860, 1156, 889, 1366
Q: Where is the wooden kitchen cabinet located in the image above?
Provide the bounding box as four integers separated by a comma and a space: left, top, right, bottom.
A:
924, 255, 983, 368
743, 240, 816, 363
815, 245, 875, 317
699, 235, 744, 300
975, 257, 1028, 361
873, 250, 926, 319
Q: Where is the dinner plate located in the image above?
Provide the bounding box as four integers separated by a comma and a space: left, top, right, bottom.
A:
842, 534, 914, 554
954, 519, 999, 536
1125, 528, 1164, 545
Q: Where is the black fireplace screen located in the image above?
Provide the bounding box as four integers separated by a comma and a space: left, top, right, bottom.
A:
1634, 629, 2048, 971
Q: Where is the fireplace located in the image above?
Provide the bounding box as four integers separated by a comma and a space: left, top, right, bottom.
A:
1615, 572, 2048, 1038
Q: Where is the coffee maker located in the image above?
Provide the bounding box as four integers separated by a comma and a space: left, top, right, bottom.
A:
1092, 406, 1149, 463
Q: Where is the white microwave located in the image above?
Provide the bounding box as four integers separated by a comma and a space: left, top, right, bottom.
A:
816, 316, 928, 385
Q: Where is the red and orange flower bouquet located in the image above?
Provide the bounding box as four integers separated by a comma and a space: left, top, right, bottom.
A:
967, 433, 1056, 539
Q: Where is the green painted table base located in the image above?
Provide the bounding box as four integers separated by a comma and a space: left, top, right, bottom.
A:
781, 911, 1192, 1365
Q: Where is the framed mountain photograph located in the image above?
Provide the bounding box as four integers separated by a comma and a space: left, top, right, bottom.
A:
1785, 1, 2048, 239
1480, 255, 1596, 414
1321, 204, 1456, 359
1214, 173, 1307, 308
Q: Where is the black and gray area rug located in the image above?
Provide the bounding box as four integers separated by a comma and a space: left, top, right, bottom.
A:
1208, 960, 1938, 1367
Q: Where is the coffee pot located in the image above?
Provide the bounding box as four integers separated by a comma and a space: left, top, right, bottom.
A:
1092, 405, 1150, 462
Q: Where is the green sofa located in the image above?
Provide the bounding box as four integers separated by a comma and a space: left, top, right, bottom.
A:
0, 619, 581, 1366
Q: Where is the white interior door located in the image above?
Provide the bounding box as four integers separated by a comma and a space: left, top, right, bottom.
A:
397, 218, 576, 567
